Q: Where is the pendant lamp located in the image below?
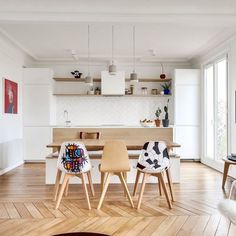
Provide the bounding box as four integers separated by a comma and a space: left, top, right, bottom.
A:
85, 25, 93, 84
130, 26, 138, 82
108, 25, 117, 75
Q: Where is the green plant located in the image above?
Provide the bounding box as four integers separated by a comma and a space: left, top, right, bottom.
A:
161, 82, 171, 90
164, 99, 169, 120
155, 107, 162, 119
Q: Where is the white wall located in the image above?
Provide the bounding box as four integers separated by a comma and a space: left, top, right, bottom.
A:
33, 61, 191, 127
0, 33, 31, 174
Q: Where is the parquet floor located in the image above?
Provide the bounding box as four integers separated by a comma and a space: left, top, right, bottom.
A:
0, 162, 235, 236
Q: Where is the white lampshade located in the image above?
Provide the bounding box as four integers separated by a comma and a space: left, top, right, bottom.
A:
130, 72, 138, 82
85, 75, 93, 84
109, 64, 117, 75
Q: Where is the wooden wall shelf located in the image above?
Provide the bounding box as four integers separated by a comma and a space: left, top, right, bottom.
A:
53, 78, 172, 83
52, 94, 171, 97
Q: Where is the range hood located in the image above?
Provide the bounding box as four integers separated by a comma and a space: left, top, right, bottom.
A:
101, 71, 125, 95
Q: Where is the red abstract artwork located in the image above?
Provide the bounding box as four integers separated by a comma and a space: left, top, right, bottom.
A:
4, 79, 18, 114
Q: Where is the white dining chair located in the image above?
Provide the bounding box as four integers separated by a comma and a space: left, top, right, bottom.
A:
133, 141, 174, 209
54, 141, 94, 210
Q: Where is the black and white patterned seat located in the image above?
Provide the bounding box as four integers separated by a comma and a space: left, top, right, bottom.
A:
137, 141, 170, 173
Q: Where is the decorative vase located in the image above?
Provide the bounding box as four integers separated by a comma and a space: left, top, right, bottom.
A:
162, 119, 169, 127
160, 74, 166, 79
155, 119, 161, 127
164, 89, 170, 95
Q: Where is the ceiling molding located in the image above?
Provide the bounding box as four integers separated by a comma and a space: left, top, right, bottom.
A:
0, 12, 236, 24
0, 27, 38, 60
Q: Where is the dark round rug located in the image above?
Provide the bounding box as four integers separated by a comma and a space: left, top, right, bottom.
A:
53, 233, 109, 236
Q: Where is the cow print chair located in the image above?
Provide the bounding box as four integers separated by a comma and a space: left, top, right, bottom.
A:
54, 141, 94, 210
133, 141, 174, 209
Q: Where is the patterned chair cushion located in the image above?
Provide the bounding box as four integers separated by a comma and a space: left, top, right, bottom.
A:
57, 142, 91, 174
137, 141, 170, 173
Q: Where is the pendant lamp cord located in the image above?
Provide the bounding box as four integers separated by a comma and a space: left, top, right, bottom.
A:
87, 24, 90, 76
112, 25, 114, 65
133, 25, 136, 73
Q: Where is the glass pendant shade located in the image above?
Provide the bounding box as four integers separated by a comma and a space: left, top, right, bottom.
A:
109, 63, 116, 74
130, 72, 138, 82
85, 75, 93, 84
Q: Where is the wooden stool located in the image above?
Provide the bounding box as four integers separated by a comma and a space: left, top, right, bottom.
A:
222, 157, 236, 189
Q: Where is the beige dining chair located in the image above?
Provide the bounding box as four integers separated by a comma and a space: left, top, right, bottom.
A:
97, 140, 134, 210
54, 142, 94, 210
79, 131, 101, 140
133, 141, 174, 209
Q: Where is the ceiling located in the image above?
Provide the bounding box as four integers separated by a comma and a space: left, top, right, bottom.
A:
0, 0, 236, 63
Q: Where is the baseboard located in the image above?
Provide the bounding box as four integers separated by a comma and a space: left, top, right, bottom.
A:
24, 160, 45, 163
0, 161, 24, 175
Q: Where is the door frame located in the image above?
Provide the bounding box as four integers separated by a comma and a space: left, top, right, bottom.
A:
201, 54, 230, 172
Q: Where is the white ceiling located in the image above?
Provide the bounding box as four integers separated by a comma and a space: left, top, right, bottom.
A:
0, 0, 236, 63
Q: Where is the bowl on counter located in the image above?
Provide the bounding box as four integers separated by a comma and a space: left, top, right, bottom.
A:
140, 119, 155, 127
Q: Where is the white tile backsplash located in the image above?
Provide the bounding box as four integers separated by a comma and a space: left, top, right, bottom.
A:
56, 96, 173, 126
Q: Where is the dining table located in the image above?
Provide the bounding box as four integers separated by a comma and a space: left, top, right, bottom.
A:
46, 139, 181, 153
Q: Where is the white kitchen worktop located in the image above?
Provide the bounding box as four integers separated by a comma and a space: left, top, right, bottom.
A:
52, 125, 174, 128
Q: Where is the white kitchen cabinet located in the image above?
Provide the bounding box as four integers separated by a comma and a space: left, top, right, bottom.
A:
101, 71, 125, 95
174, 69, 200, 160
23, 68, 54, 161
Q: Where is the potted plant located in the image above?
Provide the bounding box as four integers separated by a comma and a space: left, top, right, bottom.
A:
162, 99, 169, 127
155, 107, 162, 127
161, 82, 171, 95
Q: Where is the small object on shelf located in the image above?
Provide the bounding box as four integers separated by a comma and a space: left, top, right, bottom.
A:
162, 99, 170, 127
151, 89, 158, 95
161, 82, 171, 95
87, 86, 94, 95
71, 70, 83, 78
140, 119, 155, 127
160, 63, 166, 79
125, 88, 129, 95
95, 87, 101, 95
141, 87, 148, 95
155, 107, 162, 127
160, 91, 164, 95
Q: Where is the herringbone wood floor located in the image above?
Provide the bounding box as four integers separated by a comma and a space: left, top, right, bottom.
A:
0, 163, 235, 236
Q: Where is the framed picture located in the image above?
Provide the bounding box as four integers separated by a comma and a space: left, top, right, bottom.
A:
4, 78, 18, 114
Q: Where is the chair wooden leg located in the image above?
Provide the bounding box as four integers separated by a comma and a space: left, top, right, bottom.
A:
158, 175, 162, 196
97, 173, 111, 210
101, 172, 104, 192
87, 171, 95, 197
137, 173, 149, 209
166, 168, 174, 201
81, 172, 91, 210
64, 178, 69, 197
118, 173, 134, 208
123, 172, 127, 197
53, 169, 62, 201
159, 172, 172, 209
222, 162, 230, 189
133, 170, 141, 196
101, 172, 108, 192
55, 173, 70, 209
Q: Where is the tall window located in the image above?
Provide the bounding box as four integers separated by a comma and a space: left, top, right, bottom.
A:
204, 56, 228, 161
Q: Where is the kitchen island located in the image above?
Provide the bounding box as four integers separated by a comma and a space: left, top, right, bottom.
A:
46, 126, 180, 184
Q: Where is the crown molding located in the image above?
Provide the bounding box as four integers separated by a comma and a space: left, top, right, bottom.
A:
0, 11, 236, 24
